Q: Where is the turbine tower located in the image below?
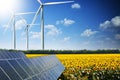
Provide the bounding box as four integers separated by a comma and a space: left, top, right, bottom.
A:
31, 0, 74, 50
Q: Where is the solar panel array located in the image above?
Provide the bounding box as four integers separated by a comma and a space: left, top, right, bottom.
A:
0, 50, 65, 80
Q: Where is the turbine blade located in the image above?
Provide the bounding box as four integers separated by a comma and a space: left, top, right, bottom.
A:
8, 15, 14, 27
29, 24, 40, 26
43, 1, 74, 5
37, 0, 42, 4
30, 5, 42, 29
3, 15, 14, 34
15, 12, 36, 15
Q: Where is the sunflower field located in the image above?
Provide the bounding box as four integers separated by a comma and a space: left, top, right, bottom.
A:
26, 54, 120, 80
57, 54, 120, 80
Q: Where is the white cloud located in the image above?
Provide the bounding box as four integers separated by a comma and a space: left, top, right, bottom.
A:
63, 37, 71, 42
30, 31, 41, 39
115, 34, 120, 40
100, 16, 120, 29
81, 29, 98, 37
71, 3, 80, 9
56, 18, 75, 26
111, 16, 120, 27
15, 19, 27, 30
100, 20, 111, 29
45, 25, 62, 36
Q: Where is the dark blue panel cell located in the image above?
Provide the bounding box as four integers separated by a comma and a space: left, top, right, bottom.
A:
32, 76, 39, 80
14, 52, 26, 58
0, 60, 22, 80
29, 59, 43, 73
37, 59, 46, 70
23, 59, 40, 75
8, 59, 30, 79
16, 59, 34, 76
9, 52, 20, 59
0, 67, 10, 80
0, 51, 10, 59
38, 73, 46, 80
0, 50, 26, 59
44, 70, 55, 80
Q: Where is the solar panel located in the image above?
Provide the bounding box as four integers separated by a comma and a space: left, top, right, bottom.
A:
0, 51, 10, 59
0, 50, 65, 80
8, 59, 30, 79
31, 76, 39, 80
0, 67, 11, 80
29, 58, 43, 73
29, 55, 65, 80
0, 50, 26, 59
0, 60, 22, 80
16, 59, 35, 76
23, 58, 40, 75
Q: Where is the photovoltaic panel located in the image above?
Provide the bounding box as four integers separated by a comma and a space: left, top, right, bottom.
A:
0, 67, 10, 80
29, 55, 65, 80
16, 59, 35, 76
29, 59, 43, 74
23, 58, 40, 75
0, 51, 10, 59
0, 50, 26, 59
31, 76, 39, 80
8, 59, 30, 79
0, 50, 65, 80
0, 60, 22, 80
30, 58, 49, 73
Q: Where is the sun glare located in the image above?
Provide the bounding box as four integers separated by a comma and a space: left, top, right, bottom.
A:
0, 0, 14, 11
0, 0, 20, 17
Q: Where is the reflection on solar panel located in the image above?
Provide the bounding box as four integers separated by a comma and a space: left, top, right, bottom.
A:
0, 50, 65, 80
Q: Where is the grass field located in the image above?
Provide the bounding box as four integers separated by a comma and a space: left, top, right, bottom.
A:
26, 54, 120, 80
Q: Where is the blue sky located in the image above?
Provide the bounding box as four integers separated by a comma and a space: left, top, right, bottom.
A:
0, 0, 120, 50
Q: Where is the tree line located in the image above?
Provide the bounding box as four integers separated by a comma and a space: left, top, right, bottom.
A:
0, 49, 120, 54
24, 49, 120, 54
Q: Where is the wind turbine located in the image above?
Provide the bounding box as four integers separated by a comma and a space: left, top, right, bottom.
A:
19, 15, 40, 50
5, 11, 36, 50
25, 24, 40, 50
31, 0, 74, 50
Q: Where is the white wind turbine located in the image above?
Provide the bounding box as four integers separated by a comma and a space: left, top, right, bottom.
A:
31, 0, 74, 50
25, 24, 40, 50
20, 17, 40, 50
5, 11, 36, 50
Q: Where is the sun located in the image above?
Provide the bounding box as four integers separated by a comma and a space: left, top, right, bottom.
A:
0, 0, 14, 11
0, 0, 20, 17
0, 0, 21, 13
